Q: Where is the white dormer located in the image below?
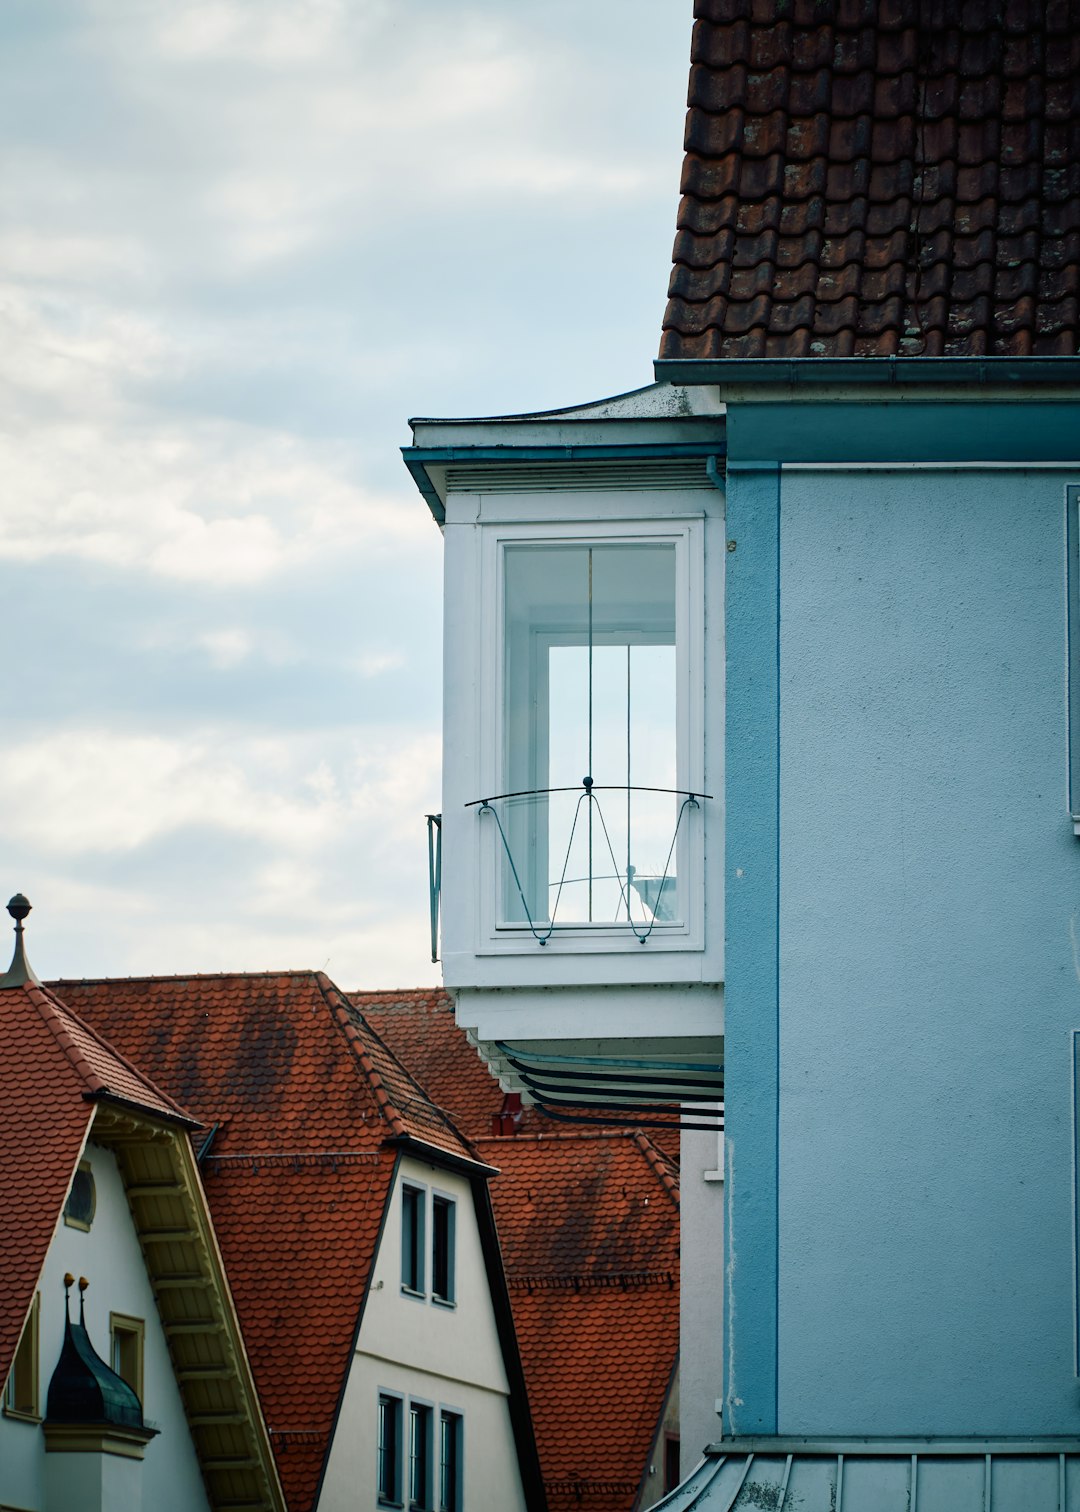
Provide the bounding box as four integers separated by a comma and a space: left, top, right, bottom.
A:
406, 383, 725, 1105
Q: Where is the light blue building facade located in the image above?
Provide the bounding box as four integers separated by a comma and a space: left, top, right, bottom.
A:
709, 364, 1080, 1426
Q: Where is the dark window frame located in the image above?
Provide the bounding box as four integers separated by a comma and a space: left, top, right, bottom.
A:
431, 1193, 456, 1306
401, 1183, 427, 1297
378, 1391, 405, 1507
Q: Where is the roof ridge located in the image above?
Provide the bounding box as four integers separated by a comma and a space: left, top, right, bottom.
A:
317, 974, 483, 1164
632, 1130, 681, 1208
48, 968, 324, 987
26, 982, 190, 1122
473, 1129, 646, 1144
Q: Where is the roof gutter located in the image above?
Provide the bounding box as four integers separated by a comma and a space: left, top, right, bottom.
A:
654, 356, 1080, 388
401, 441, 729, 524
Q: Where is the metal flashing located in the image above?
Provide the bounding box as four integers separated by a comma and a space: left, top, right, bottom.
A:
655, 357, 1080, 389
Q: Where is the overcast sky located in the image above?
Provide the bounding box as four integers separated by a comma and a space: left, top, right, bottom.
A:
0, 0, 691, 989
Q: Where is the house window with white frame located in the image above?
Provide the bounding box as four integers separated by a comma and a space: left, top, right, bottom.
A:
485, 526, 703, 949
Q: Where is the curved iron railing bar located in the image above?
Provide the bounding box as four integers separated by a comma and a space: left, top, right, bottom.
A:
466, 783, 712, 807
587, 792, 642, 926
493, 1042, 725, 1076
480, 792, 588, 945
631, 795, 696, 944
530, 1102, 724, 1133
479, 787, 701, 944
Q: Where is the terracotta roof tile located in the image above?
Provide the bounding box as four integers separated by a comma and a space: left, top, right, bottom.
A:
474, 1132, 679, 1512
0, 981, 195, 1389
661, 0, 1080, 358
52, 972, 481, 1510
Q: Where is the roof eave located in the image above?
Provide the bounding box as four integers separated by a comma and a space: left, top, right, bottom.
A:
655, 356, 1080, 389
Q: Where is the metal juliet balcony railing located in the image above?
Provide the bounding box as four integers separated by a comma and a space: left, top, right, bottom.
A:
466, 780, 710, 946
425, 813, 442, 963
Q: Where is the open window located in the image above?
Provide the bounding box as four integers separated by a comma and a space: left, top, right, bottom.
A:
481, 524, 704, 951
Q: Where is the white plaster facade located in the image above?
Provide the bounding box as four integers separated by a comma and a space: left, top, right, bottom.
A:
316, 1156, 527, 1512
0, 1139, 211, 1512
412, 384, 727, 1068
677, 1127, 724, 1477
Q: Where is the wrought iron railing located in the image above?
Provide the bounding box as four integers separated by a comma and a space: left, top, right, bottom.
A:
468, 780, 710, 946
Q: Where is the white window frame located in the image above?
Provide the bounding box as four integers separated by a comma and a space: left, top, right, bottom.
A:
476, 518, 706, 956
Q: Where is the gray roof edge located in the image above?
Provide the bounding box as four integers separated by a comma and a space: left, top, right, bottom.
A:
655, 356, 1080, 388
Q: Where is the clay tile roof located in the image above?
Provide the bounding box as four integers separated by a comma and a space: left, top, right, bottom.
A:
473, 1132, 680, 1512
357, 992, 680, 1512
356, 988, 682, 1164
661, 0, 1080, 358
0, 981, 195, 1388
51, 971, 482, 1511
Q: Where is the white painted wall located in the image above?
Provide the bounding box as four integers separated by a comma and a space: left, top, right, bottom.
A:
0, 1133, 211, 1512
678, 1126, 724, 1478
441, 484, 724, 992
317, 1157, 526, 1512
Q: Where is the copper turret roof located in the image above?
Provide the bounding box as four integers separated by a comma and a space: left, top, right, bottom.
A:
660, 0, 1080, 359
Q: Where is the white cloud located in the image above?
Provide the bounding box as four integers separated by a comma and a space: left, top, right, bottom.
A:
0, 726, 439, 859
0, 404, 426, 585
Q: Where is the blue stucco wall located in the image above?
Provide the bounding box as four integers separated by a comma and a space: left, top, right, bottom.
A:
774, 465, 1079, 1435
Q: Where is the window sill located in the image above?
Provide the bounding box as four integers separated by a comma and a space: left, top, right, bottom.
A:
2, 1406, 42, 1424
432, 1296, 456, 1310
400, 1286, 426, 1301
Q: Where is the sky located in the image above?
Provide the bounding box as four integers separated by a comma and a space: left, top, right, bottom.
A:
0, 0, 692, 989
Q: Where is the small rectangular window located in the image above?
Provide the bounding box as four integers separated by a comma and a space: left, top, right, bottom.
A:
378, 1393, 404, 1505
409, 1402, 433, 1510
432, 1196, 455, 1304
439, 1411, 463, 1512
402, 1185, 426, 1295
3, 1292, 39, 1420
109, 1314, 145, 1403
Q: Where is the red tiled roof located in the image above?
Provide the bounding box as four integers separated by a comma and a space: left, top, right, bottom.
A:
661, 0, 1080, 359
355, 993, 680, 1512
356, 988, 682, 1164
0, 981, 194, 1386
52, 971, 483, 1511
475, 1132, 680, 1512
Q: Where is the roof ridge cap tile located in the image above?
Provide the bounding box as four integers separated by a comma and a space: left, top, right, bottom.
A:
318, 974, 482, 1163
48, 968, 323, 987
28, 981, 190, 1121
631, 1130, 682, 1207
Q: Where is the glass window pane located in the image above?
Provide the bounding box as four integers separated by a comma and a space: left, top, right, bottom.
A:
502, 542, 679, 928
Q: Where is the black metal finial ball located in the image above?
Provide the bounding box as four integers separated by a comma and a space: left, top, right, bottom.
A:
7, 894, 31, 922
582, 776, 593, 792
